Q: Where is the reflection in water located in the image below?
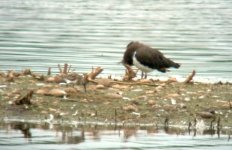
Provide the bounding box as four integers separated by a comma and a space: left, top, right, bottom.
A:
2, 121, 231, 142
60, 127, 85, 144
0, 121, 231, 149
10, 122, 32, 139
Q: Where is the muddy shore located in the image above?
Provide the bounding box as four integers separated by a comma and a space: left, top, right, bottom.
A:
0, 68, 232, 130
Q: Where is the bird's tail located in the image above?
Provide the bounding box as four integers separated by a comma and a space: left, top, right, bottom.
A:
172, 62, 180, 68
165, 58, 180, 69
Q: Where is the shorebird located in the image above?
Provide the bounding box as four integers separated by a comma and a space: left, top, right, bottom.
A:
122, 41, 180, 78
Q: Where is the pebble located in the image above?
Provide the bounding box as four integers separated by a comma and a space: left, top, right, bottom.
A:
106, 93, 122, 99
184, 97, 191, 102
147, 100, 156, 105
199, 95, 205, 99
48, 89, 67, 97
171, 99, 176, 105
112, 84, 129, 89
96, 84, 105, 89
132, 88, 143, 92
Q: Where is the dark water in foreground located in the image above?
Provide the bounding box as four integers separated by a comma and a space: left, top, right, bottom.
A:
0, 0, 232, 82
0, 121, 232, 150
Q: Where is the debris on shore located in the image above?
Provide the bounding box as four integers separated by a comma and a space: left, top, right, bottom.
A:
0, 64, 232, 130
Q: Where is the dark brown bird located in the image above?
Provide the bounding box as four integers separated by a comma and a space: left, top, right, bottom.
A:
122, 41, 180, 78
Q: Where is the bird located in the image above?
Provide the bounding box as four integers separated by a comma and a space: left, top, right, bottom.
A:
122, 41, 180, 78
196, 110, 217, 130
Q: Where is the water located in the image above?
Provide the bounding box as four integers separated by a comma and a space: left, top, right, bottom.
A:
0, 121, 232, 150
0, 0, 232, 82
0, 1, 232, 148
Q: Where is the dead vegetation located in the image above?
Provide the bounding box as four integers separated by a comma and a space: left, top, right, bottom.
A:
14, 90, 34, 105
0, 64, 232, 129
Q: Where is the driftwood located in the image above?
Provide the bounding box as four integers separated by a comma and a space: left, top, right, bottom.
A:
6, 71, 15, 82
14, 90, 34, 105
58, 63, 73, 74
22, 69, 32, 75
184, 70, 196, 83
31, 73, 45, 81
123, 64, 137, 81
47, 67, 51, 75
80, 67, 103, 92
87, 67, 103, 80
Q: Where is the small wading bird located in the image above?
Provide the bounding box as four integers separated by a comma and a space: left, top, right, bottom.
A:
122, 41, 180, 78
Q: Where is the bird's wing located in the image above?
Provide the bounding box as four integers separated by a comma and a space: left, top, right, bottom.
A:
135, 47, 166, 69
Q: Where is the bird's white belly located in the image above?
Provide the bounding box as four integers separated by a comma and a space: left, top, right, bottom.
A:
133, 55, 153, 73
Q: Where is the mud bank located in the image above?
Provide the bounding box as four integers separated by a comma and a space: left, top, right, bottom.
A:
0, 67, 232, 130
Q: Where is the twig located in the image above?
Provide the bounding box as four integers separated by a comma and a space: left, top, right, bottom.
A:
229, 100, 232, 109
123, 64, 137, 81
14, 90, 34, 105
58, 64, 62, 73
47, 67, 51, 75
184, 70, 196, 83
114, 108, 117, 125
87, 67, 103, 80
67, 65, 72, 73
63, 63, 68, 74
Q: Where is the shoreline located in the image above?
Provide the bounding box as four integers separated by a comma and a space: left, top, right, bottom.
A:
0, 68, 232, 131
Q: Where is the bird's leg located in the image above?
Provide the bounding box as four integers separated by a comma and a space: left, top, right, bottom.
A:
144, 73, 147, 79
141, 71, 147, 79
141, 71, 144, 79
82, 73, 88, 93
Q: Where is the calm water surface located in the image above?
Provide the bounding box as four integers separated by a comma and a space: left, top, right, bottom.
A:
0, 1, 232, 149
0, 0, 232, 82
0, 121, 232, 150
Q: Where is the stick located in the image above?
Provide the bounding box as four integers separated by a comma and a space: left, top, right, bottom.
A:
123, 64, 137, 81
14, 90, 34, 105
58, 64, 62, 73
67, 65, 72, 73
184, 70, 196, 83
114, 108, 117, 125
87, 67, 103, 80
63, 63, 68, 74
47, 67, 51, 76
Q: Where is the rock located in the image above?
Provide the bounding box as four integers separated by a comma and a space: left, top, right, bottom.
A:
35, 88, 50, 95
95, 79, 112, 87
106, 93, 122, 99
132, 88, 143, 92
167, 77, 177, 82
131, 112, 141, 116
171, 99, 176, 105
96, 84, 106, 89
46, 77, 56, 82
146, 90, 155, 94
147, 100, 156, 105
216, 100, 232, 109
166, 93, 179, 98
139, 79, 152, 83
48, 89, 67, 97
112, 84, 129, 90
184, 97, 191, 102
162, 105, 176, 111
46, 76, 64, 83
122, 97, 131, 101
64, 87, 79, 94
178, 103, 187, 109
198, 95, 205, 99
123, 104, 138, 112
